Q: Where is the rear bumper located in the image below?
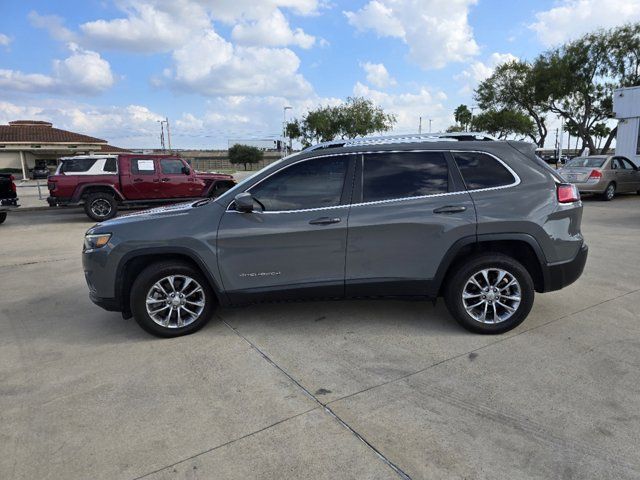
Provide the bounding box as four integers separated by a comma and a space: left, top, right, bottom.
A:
543, 243, 588, 292
0, 198, 19, 210
573, 181, 607, 194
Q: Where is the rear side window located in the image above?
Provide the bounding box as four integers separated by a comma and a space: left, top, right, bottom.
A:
161, 158, 185, 174
60, 158, 97, 173
131, 159, 156, 175
103, 158, 117, 172
453, 152, 515, 190
363, 152, 448, 202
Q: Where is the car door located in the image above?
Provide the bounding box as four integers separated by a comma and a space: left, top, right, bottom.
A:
158, 158, 193, 198
345, 150, 476, 297
216, 154, 355, 302
620, 157, 640, 192
128, 158, 161, 199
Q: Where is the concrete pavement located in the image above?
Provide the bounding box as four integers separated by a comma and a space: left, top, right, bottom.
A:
1, 195, 639, 479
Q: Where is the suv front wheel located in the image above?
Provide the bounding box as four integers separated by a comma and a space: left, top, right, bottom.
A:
444, 254, 534, 334
130, 261, 216, 337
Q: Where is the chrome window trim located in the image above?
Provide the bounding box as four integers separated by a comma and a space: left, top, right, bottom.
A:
226, 149, 520, 214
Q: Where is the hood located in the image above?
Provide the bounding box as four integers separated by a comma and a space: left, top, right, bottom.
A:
90, 199, 213, 231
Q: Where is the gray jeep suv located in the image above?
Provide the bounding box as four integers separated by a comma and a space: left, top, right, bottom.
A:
82, 134, 588, 337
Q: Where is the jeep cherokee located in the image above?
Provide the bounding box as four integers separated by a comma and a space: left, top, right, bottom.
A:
82, 134, 588, 337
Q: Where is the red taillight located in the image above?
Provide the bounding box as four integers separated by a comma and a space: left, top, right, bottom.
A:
9, 175, 16, 192
557, 183, 580, 203
588, 169, 602, 181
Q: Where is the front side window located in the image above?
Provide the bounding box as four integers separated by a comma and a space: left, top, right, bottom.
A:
131, 159, 156, 175
453, 152, 515, 190
161, 158, 185, 174
622, 158, 637, 170
362, 152, 449, 202
249, 156, 348, 211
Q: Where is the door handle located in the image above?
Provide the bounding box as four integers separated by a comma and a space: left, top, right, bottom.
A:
133, 178, 143, 183
309, 217, 341, 225
433, 205, 467, 214
161, 178, 171, 182
153, 179, 160, 183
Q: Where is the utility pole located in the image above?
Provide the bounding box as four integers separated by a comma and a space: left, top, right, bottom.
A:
157, 120, 165, 150
429, 118, 433, 133
419, 116, 422, 134
282, 106, 292, 158
165, 117, 172, 152
557, 118, 564, 166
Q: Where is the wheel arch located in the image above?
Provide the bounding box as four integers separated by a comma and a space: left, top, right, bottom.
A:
115, 247, 226, 318
432, 234, 548, 296
74, 184, 125, 202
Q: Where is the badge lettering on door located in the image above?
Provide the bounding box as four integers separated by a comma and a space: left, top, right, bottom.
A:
239, 272, 281, 277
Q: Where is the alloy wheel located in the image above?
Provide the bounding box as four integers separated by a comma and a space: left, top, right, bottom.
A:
91, 199, 112, 218
145, 275, 206, 328
462, 268, 522, 324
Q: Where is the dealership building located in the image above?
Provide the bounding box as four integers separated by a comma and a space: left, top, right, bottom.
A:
613, 86, 640, 166
0, 120, 128, 179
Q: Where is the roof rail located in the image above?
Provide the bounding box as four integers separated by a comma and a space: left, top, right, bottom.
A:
305, 132, 498, 152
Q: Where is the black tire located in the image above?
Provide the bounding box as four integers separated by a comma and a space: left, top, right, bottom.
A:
84, 192, 118, 221
0, 212, 6, 224
601, 182, 615, 201
130, 261, 216, 338
444, 253, 535, 334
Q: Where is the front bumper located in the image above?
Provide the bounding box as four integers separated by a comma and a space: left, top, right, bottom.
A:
89, 291, 121, 312
544, 243, 588, 292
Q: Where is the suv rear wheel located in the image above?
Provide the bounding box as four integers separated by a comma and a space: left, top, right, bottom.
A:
444, 254, 534, 334
84, 192, 118, 221
130, 261, 216, 337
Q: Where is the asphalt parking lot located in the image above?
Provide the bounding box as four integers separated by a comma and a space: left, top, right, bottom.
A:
1, 197, 640, 480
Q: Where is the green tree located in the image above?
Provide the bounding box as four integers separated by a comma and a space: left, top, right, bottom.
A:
228, 144, 264, 171
445, 124, 466, 133
287, 97, 396, 147
591, 122, 612, 150
475, 61, 548, 147
470, 109, 536, 140
453, 104, 473, 131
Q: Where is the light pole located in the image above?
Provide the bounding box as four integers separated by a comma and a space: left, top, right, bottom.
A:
282, 106, 292, 157
429, 118, 433, 133
419, 116, 422, 134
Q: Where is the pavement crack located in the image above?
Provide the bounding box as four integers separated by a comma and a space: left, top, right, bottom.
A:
0, 256, 76, 269
132, 407, 319, 480
327, 286, 640, 407
221, 318, 413, 480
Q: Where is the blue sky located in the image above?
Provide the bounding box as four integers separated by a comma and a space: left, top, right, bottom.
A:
1, 0, 639, 148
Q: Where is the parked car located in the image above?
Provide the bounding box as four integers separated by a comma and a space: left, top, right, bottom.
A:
30, 164, 50, 179
558, 155, 640, 200
82, 135, 588, 338
0, 173, 19, 224
47, 154, 236, 221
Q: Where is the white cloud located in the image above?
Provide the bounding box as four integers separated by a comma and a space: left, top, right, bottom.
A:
0, 44, 114, 95
352, 82, 450, 133
166, 29, 313, 97
530, 0, 640, 46
232, 9, 315, 49
360, 62, 396, 89
345, 0, 479, 69
0, 100, 164, 147
28, 11, 76, 42
455, 52, 518, 95
79, 1, 209, 53
0, 33, 11, 47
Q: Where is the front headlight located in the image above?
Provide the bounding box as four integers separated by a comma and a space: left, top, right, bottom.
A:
84, 233, 112, 252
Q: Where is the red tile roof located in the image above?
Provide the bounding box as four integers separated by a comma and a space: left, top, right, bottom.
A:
98, 144, 131, 153
0, 120, 107, 144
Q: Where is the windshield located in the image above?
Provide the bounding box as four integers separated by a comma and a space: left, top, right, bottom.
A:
564, 157, 606, 168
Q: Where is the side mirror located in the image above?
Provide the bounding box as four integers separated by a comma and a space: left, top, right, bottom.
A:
182, 166, 191, 175
234, 192, 255, 213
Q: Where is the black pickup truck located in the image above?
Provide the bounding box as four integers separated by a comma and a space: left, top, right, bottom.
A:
0, 174, 19, 224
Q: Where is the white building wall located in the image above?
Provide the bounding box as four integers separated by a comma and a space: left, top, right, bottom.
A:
613, 86, 640, 166
0, 151, 21, 170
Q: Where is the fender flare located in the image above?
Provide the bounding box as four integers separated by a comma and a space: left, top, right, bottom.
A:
73, 183, 125, 202
114, 246, 227, 309
429, 233, 548, 297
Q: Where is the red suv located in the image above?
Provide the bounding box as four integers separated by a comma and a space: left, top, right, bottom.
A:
47, 154, 235, 221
